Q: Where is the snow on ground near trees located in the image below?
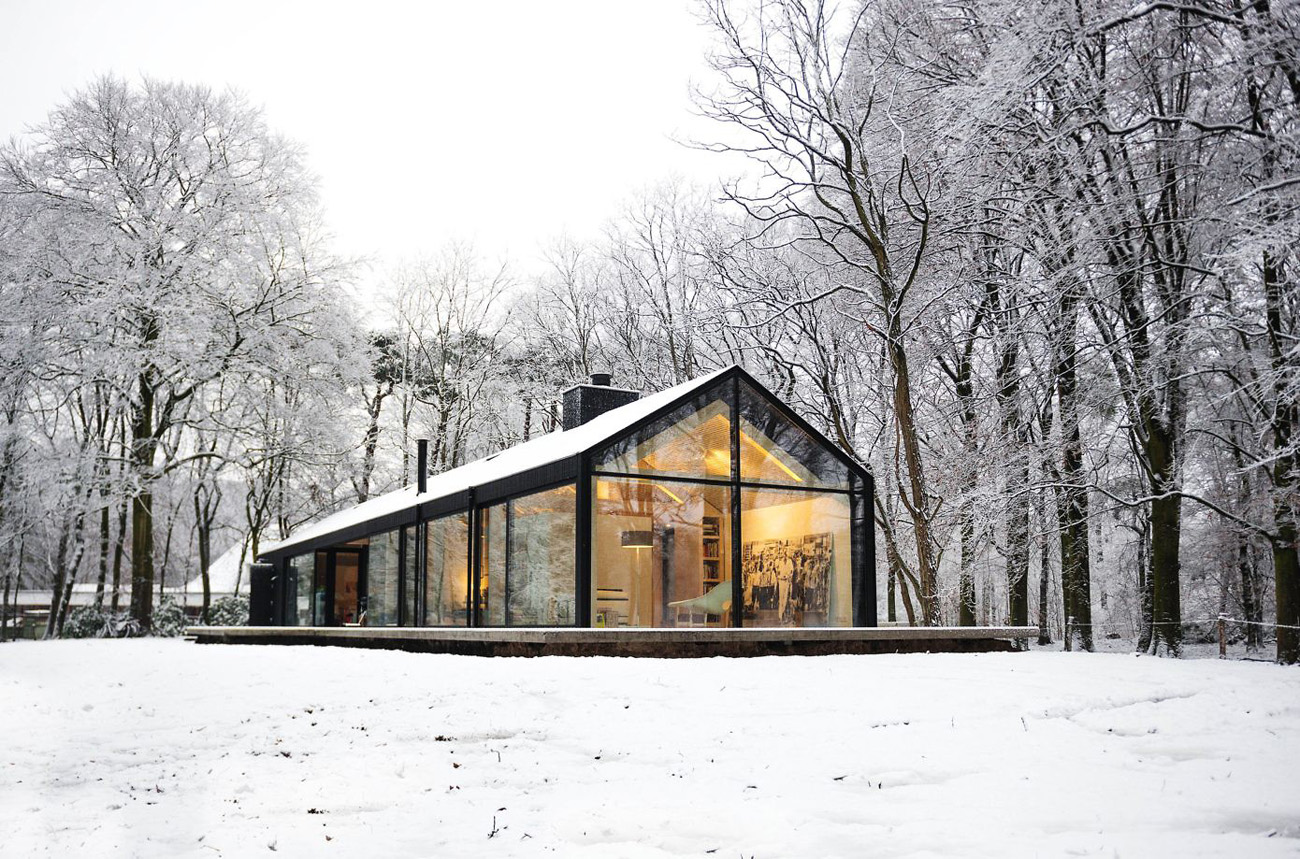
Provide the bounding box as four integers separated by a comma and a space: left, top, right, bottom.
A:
2, 641, 1297, 858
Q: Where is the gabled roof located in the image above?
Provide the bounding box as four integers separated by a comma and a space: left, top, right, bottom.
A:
262, 366, 731, 557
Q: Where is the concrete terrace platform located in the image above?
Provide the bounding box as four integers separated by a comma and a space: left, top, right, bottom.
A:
187, 625, 1041, 658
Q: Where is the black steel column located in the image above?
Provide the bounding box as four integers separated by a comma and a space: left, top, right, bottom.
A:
415, 520, 426, 626
730, 375, 743, 628
467, 488, 480, 627
864, 474, 878, 626
575, 454, 592, 627
397, 526, 407, 626
503, 500, 514, 626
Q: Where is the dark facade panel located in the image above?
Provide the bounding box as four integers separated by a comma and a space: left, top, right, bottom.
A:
419, 490, 471, 521
261, 507, 419, 561
250, 563, 277, 625
474, 456, 579, 506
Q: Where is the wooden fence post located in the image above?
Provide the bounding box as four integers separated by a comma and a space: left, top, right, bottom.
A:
1065, 616, 1073, 652
1218, 614, 1227, 659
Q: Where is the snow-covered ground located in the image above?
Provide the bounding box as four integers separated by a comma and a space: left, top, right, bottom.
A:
2, 641, 1297, 858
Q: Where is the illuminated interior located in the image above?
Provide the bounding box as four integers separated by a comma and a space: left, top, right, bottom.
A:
272, 368, 868, 630
592, 384, 855, 628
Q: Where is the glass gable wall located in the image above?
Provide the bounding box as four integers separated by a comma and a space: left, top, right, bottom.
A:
270, 368, 870, 630
591, 375, 862, 628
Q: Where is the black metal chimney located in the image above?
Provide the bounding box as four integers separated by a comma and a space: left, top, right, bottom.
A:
562, 373, 639, 430
416, 438, 428, 494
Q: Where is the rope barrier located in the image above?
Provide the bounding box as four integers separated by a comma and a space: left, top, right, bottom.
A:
1059, 617, 1300, 631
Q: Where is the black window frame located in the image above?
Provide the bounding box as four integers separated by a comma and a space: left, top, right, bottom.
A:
261, 366, 875, 629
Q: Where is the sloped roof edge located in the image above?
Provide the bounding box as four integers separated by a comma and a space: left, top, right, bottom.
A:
261, 366, 734, 557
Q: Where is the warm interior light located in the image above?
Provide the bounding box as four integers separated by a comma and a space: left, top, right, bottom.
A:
741, 431, 804, 482
621, 530, 653, 549
654, 484, 684, 504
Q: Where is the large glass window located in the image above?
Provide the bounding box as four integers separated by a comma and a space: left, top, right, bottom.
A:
366, 530, 400, 626
595, 388, 734, 480
312, 551, 327, 625
286, 553, 314, 626
479, 485, 577, 626
738, 381, 851, 489
403, 524, 417, 624
593, 477, 733, 628
740, 488, 852, 627
425, 512, 470, 626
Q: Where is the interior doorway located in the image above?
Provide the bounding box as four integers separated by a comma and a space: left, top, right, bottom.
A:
319, 548, 366, 626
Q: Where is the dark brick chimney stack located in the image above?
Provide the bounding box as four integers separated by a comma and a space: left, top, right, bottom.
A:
562, 373, 639, 430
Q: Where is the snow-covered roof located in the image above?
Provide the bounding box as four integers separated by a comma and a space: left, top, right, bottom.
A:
178, 542, 246, 596
262, 366, 731, 557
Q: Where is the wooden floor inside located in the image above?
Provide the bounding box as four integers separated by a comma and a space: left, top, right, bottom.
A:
187, 625, 1040, 657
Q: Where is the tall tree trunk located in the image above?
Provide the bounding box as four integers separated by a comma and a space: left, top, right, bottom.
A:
110, 498, 127, 613
1148, 435, 1183, 655
94, 499, 109, 608
54, 520, 88, 637
157, 503, 178, 604
1, 559, 11, 644
194, 488, 218, 623
1137, 512, 1154, 651
1239, 539, 1262, 650
888, 338, 940, 625
1263, 250, 1299, 663
128, 373, 158, 632
887, 561, 897, 623
993, 277, 1029, 637
45, 527, 72, 639
1056, 283, 1093, 650
129, 484, 155, 632
357, 381, 393, 503
1038, 490, 1053, 646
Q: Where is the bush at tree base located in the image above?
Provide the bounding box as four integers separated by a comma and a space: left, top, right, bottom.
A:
152, 597, 189, 637
207, 595, 250, 627
62, 607, 140, 638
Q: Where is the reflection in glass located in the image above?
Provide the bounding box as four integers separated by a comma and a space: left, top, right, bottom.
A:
740, 488, 852, 627
286, 553, 314, 626
367, 530, 400, 626
593, 477, 732, 628
480, 485, 577, 626
312, 551, 327, 625
425, 512, 469, 626
403, 524, 417, 624
738, 381, 850, 489
595, 390, 734, 480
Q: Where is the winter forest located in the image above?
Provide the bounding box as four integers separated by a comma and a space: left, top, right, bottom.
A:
0, 0, 1297, 663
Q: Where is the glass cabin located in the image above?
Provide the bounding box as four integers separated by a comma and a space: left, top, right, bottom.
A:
257, 366, 876, 629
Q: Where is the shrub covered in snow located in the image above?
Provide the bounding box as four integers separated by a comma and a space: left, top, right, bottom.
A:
60, 606, 111, 639
61, 607, 140, 639
207, 595, 250, 627
151, 597, 189, 637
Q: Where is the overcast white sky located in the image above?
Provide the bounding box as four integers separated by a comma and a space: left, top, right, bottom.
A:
0, 1, 745, 277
